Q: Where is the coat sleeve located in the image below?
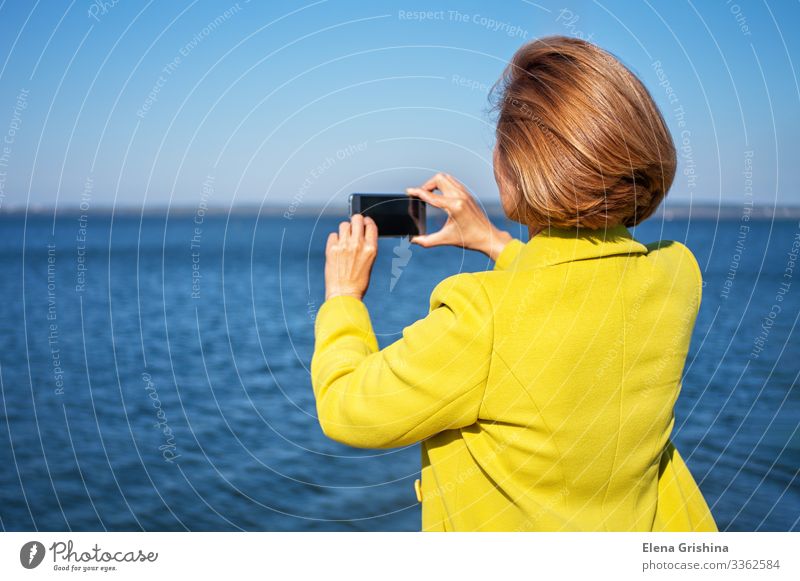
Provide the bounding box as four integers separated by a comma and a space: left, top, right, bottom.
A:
493, 238, 524, 270
310, 273, 493, 449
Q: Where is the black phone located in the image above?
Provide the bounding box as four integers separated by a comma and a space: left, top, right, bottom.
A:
348, 193, 426, 238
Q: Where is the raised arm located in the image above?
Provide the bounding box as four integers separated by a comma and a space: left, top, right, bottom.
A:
311, 174, 509, 449
311, 273, 493, 449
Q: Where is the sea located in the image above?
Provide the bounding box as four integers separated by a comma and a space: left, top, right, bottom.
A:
0, 211, 797, 531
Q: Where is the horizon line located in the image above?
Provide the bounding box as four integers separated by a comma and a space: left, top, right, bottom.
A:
3, 200, 800, 220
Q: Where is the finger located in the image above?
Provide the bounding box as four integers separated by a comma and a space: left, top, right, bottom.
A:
338, 220, 350, 243
326, 232, 338, 253
406, 187, 449, 210
364, 216, 378, 245
420, 172, 459, 196
350, 213, 364, 242
419, 172, 447, 193
441, 172, 468, 192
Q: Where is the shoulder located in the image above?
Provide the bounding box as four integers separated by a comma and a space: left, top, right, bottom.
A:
644, 239, 702, 283
429, 272, 493, 314
419, 273, 495, 351
644, 239, 703, 305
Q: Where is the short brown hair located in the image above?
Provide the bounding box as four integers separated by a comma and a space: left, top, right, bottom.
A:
490, 36, 676, 230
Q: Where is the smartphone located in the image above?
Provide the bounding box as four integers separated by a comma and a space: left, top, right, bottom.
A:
348, 193, 426, 238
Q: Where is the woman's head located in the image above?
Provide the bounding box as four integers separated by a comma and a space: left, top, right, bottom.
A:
490, 35, 676, 230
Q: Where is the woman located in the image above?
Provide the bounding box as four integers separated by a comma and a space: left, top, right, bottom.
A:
311, 36, 717, 532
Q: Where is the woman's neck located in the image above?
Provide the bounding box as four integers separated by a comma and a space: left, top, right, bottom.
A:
528, 224, 544, 239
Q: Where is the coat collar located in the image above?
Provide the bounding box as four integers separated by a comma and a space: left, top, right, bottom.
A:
513, 224, 649, 270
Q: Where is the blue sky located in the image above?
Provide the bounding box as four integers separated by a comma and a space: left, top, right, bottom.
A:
0, 0, 797, 210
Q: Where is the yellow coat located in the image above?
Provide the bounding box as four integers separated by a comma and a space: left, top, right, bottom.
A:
311, 224, 718, 531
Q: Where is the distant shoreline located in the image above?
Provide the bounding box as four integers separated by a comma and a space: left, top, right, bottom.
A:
3, 202, 800, 220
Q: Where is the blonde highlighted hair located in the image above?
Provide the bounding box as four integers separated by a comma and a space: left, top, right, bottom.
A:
490, 35, 676, 230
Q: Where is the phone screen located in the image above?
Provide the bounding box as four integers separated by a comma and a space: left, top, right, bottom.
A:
349, 194, 426, 237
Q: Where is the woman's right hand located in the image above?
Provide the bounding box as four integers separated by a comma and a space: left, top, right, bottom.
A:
406, 173, 513, 261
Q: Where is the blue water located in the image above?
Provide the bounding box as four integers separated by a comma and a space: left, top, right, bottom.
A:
0, 213, 797, 531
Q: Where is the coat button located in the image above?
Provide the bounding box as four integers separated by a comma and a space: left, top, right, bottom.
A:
414, 478, 422, 503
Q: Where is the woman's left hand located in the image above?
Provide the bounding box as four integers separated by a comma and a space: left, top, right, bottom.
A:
324, 214, 378, 301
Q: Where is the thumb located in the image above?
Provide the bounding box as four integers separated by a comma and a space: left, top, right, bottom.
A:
411, 231, 446, 247
410, 234, 429, 247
